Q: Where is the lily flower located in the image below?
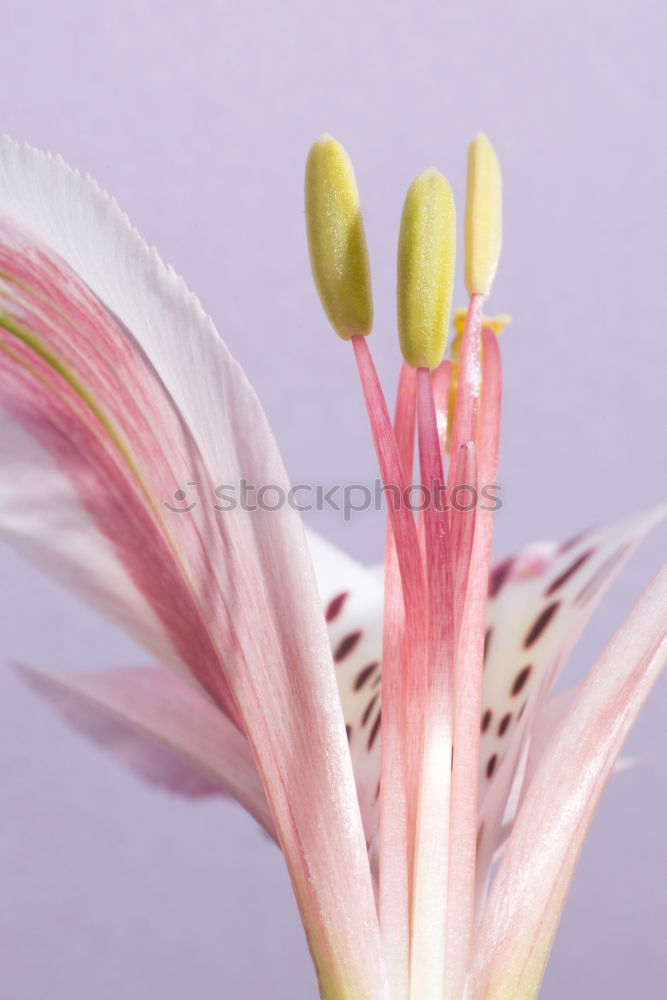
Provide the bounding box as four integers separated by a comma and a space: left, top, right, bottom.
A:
0, 132, 665, 1000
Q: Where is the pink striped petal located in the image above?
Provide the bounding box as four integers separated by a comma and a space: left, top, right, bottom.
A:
469, 563, 667, 1000
489, 686, 639, 873
0, 138, 385, 1000
15, 527, 388, 835
0, 414, 185, 674
0, 212, 239, 718
15, 663, 274, 831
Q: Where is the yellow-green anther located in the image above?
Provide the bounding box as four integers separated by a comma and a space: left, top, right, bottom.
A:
305, 134, 373, 340
397, 168, 456, 369
464, 133, 502, 298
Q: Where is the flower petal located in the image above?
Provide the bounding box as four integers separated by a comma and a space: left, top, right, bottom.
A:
15, 663, 274, 830
0, 138, 385, 1000
469, 562, 667, 1000
491, 686, 638, 871
0, 209, 240, 718
480, 509, 664, 794
0, 413, 184, 672
475, 507, 665, 900
307, 529, 384, 841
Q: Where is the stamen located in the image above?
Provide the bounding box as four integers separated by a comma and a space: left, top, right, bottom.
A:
441, 139, 504, 997
304, 137, 427, 997
305, 134, 373, 340
448, 136, 502, 481
393, 163, 458, 998
449, 136, 502, 484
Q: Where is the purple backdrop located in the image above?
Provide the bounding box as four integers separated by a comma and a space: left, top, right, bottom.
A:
0, 1, 665, 997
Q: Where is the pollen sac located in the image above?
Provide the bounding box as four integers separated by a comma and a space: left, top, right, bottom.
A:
464, 133, 502, 298
305, 134, 373, 340
397, 168, 456, 369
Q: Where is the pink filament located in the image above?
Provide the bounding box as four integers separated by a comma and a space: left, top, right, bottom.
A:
351, 327, 502, 1000
450, 441, 478, 638
432, 359, 452, 456
379, 363, 416, 1000
352, 337, 424, 1000
352, 336, 423, 630
409, 367, 456, 998
444, 325, 502, 1000
415, 366, 454, 697
447, 293, 483, 493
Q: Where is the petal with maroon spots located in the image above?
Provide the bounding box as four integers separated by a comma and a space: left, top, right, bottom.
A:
306, 530, 384, 841
475, 507, 665, 904
470, 564, 667, 1000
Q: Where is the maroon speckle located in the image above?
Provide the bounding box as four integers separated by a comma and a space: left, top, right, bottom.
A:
524, 602, 560, 648
546, 550, 594, 596
518, 701, 527, 720
354, 662, 379, 691
334, 630, 362, 662
481, 709, 493, 733
368, 711, 381, 751
512, 665, 532, 696
498, 712, 512, 737
486, 754, 498, 779
483, 627, 493, 664
345, 725, 352, 742
325, 591, 349, 623
362, 694, 378, 727
489, 558, 514, 598
372, 671, 382, 689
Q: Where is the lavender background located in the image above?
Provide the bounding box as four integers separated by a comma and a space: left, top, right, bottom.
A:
0, 1, 665, 997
